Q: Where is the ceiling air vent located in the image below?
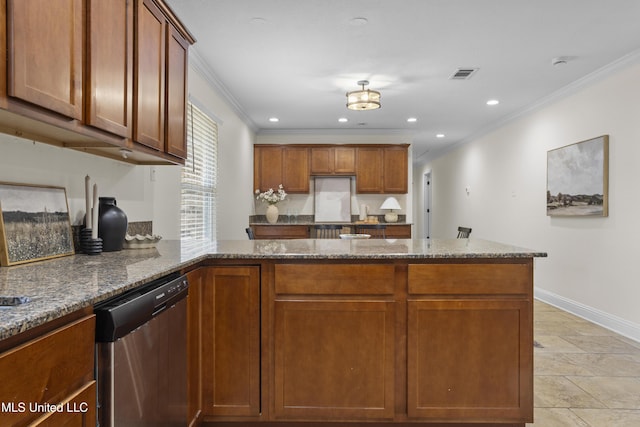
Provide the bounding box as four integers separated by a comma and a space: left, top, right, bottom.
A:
450, 68, 478, 80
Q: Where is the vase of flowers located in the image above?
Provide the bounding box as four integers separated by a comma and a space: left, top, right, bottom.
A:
255, 184, 287, 224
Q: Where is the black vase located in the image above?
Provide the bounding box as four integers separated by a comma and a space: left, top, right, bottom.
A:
98, 197, 128, 252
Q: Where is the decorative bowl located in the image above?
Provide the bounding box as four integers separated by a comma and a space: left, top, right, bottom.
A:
123, 234, 162, 249
339, 234, 371, 239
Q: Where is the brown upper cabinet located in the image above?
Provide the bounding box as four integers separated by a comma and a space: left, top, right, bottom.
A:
1, 0, 194, 165
87, 0, 133, 138
254, 145, 310, 194
134, 0, 190, 160
255, 144, 408, 195
6, 0, 84, 120
310, 146, 356, 175
356, 145, 408, 194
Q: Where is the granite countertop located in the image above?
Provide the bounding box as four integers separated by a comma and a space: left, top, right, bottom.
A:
0, 238, 546, 341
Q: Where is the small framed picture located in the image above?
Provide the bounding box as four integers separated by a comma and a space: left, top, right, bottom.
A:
0, 182, 75, 266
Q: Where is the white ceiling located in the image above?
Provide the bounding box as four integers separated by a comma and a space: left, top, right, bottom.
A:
165, 0, 640, 163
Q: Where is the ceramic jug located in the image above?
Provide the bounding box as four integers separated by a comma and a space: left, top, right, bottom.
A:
98, 197, 128, 251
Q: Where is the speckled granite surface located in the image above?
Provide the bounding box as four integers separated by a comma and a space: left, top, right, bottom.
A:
0, 238, 546, 340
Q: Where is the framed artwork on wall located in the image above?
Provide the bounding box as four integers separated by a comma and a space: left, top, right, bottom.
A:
0, 182, 75, 266
546, 135, 609, 217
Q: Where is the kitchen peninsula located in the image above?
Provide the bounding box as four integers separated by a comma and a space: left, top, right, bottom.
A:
0, 239, 545, 426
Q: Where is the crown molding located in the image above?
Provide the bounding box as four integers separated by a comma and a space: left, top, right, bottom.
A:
188, 47, 258, 132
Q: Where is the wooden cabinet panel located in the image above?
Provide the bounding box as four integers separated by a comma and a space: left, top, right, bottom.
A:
202, 267, 261, 417
254, 145, 284, 192
334, 146, 356, 173
407, 299, 532, 421
254, 146, 309, 193
86, 0, 133, 137
356, 147, 384, 193
385, 224, 412, 238
165, 24, 189, 159
408, 262, 531, 295
283, 147, 309, 192
134, 0, 166, 150
275, 263, 395, 295
30, 381, 96, 427
7, 0, 84, 119
0, 315, 95, 426
383, 146, 408, 193
274, 300, 395, 420
310, 146, 355, 175
186, 268, 203, 426
309, 147, 332, 174
252, 225, 310, 239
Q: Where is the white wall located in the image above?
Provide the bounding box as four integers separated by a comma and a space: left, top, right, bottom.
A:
0, 134, 157, 231
256, 133, 414, 225
413, 58, 640, 340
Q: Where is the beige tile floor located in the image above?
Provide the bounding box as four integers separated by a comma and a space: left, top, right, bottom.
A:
529, 300, 640, 426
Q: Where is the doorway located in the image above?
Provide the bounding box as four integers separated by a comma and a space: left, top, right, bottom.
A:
423, 172, 431, 239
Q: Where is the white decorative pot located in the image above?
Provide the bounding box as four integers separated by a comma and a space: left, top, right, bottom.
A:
266, 204, 279, 224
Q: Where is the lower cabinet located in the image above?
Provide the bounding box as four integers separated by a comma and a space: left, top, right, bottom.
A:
201, 266, 261, 417
407, 299, 532, 421
29, 381, 96, 427
0, 314, 96, 427
274, 300, 395, 420
194, 260, 533, 426
273, 263, 396, 421
407, 262, 533, 423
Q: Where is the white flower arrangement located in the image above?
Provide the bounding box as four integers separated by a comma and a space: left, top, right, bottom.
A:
255, 184, 287, 205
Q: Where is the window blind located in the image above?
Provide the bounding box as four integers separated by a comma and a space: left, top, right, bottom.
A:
181, 102, 218, 241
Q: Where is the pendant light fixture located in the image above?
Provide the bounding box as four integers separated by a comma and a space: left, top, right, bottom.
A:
346, 80, 381, 110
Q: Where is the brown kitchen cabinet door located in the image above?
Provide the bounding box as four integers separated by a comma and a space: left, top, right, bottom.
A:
274, 299, 395, 420
383, 146, 408, 193
254, 145, 284, 192
7, 0, 84, 119
86, 0, 133, 137
201, 267, 261, 417
334, 146, 356, 173
30, 381, 96, 427
282, 146, 309, 192
309, 146, 333, 174
407, 298, 533, 422
356, 147, 384, 193
310, 146, 355, 175
134, 0, 166, 151
165, 24, 189, 159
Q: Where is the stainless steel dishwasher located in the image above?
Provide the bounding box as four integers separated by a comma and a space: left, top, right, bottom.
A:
95, 273, 189, 427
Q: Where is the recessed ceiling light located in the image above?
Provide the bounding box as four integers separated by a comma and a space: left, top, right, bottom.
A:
249, 17, 267, 25
338, 117, 348, 123
268, 117, 279, 122
349, 17, 369, 26
436, 134, 445, 138
407, 117, 417, 123
486, 99, 499, 106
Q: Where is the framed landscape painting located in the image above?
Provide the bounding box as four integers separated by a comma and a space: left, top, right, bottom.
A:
0, 183, 75, 266
547, 135, 609, 217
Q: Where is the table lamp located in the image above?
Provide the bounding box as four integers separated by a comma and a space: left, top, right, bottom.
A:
380, 197, 401, 223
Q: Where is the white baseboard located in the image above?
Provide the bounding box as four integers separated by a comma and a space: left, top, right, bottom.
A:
534, 287, 640, 343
